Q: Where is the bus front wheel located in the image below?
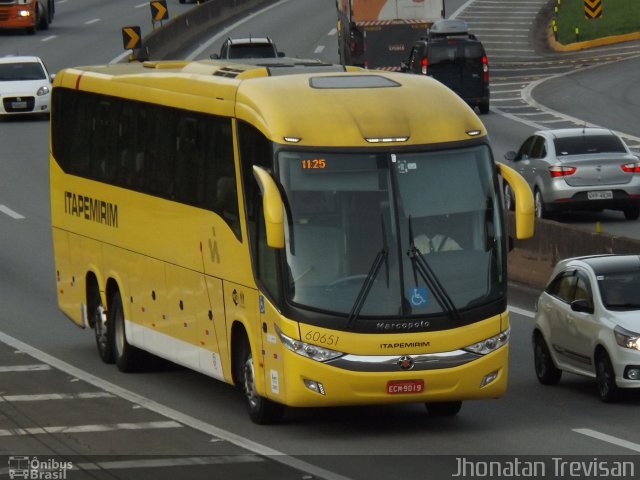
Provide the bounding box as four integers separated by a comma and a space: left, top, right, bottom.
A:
239, 340, 285, 424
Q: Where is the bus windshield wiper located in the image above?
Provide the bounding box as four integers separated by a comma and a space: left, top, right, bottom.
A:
406, 217, 461, 322
346, 216, 389, 328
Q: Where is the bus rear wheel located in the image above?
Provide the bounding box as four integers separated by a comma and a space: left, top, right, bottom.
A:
111, 291, 145, 372
239, 339, 285, 424
425, 401, 462, 416
92, 295, 114, 364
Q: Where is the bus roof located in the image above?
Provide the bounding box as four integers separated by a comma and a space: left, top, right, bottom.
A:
53, 59, 486, 148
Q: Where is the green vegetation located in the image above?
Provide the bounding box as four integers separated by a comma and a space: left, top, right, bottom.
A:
553, 0, 640, 44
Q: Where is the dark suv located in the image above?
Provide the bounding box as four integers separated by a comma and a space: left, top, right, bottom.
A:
211, 37, 285, 60
402, 19, 489, 114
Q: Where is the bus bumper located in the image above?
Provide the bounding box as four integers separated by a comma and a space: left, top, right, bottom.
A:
270, 344, 508, 407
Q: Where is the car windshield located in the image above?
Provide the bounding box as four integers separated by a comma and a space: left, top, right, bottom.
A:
554, 135, 626, 155
228, 44, 276, 59
598, 271, 640, 310
276, 145, 505, 319
0, 62, 46, 81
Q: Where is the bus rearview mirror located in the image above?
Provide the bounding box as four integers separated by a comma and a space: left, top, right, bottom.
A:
497, 163, 534, 240
252, 166, 285, 249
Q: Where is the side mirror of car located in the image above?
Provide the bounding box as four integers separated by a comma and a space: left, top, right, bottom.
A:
504, 151, 516, 162
277, 51, 285, 58
570, 299, 594, 314
210, 53, 220, 59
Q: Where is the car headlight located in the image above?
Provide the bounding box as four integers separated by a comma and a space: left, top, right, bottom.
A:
614, 325, 640, 351
275, 325, 344, 362
464, 327, 510, 355
37, 86, 50, 96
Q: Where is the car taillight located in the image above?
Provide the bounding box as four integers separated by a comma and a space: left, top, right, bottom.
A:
622, 162, 640, 173
549, 165, 576, 177
421, 57, 427, 75
482, 55, 489, 82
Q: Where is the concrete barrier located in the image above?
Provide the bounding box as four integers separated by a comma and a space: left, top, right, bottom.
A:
508, 214, 640, 289
139, 0, 279, 60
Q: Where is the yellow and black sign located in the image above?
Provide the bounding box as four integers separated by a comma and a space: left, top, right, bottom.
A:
122, 26, 142, 50
150, 0, 169, 22
584, 0, 602, 19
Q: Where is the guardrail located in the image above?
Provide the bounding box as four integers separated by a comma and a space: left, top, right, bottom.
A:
139, 0, 279, 60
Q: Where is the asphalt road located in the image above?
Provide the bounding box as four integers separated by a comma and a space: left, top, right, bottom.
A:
2, 1, 640, 479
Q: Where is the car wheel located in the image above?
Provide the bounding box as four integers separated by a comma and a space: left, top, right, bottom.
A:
479, 100, 490, 115
503, 183, 514, 211
595, 351, 620, 402
111, 291, 146, 372
93, 295, 114, 364
533, 332, 561, 385
239, 338, 285, 424
623, 205, 640, 220
425, 401, 462, 416
534, 189, 548, 219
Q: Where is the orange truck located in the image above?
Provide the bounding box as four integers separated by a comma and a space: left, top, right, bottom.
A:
0, 0, 55, 34
336, 0, 443, 70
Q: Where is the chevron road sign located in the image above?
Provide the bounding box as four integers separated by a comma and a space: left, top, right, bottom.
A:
150, 0, 169, 22
584, 0, 602, 19
122, 26, 142, 50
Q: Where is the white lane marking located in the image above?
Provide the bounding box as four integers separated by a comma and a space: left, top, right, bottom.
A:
0, 392, 114, 402
328, 28, 337, 36
314, 45, 325, 54
135, 2, 148, 8
41, 35, 57, 42
0, 205, 25, 220
76, 455, 263, 471
508, 305, 535, 319
0, 364, 50, 372
85, 18, 101, 25
573, 428, 640, 453
0, 421, 182, 437
0, 331, 354, 480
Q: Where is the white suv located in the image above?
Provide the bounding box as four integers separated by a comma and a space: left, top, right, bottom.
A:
533, 254, 640, 402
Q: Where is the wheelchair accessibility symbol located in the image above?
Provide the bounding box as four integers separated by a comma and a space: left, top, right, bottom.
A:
408, 287, 428, 307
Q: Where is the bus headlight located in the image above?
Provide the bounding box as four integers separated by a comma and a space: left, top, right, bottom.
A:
464, 327, 510, 355
275, 325, 344, 362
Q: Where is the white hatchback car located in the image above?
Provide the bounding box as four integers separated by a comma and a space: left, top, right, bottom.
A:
533, 254, 640, 401
0, 56, 53, 117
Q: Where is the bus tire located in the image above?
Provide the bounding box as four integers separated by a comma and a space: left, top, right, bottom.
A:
92, 292, 114, 364
425, 401, 462, 416
111, 291, 145, 372
239, 338, 285, 424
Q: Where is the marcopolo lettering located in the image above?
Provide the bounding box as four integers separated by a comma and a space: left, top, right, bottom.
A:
64, 191, 118, 227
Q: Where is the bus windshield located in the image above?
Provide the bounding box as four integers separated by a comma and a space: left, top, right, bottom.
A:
276, 144, 505, 321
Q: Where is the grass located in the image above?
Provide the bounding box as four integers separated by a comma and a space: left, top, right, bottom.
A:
552, 0, 640, 44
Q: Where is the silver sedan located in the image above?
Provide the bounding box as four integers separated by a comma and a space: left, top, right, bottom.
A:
502, 128, 640, 220
533, 254, 640, 402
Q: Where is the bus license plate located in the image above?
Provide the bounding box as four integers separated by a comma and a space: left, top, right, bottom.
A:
587, 190, 612, 200
387, 379, 424, 394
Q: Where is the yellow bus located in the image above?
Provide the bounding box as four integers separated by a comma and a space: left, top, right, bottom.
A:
50, 59, 534, 423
